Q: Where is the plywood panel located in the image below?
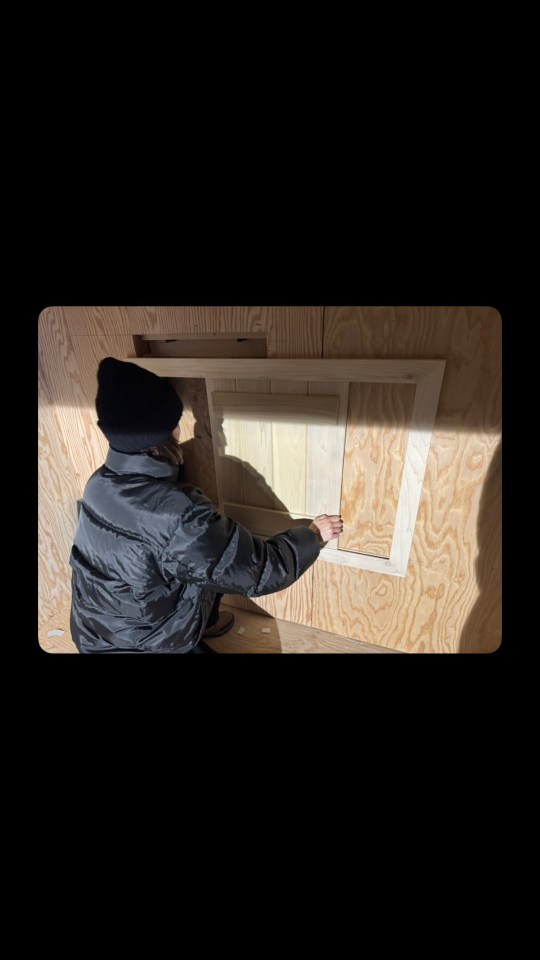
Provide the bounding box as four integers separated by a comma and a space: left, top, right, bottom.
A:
38, 358, 81, 621
60, 306, 132, 335
39, 306, 324, 641
214, 378, 314, 625
206, 605, 401, 654
38, 312, 141, 623
154, 307, 323, 357
314, 306, 502, 653
38, 310, 108, 493
270, 380, 308, 515
339, 382, 415, 556
211, 391, 339, 424
231, 379, 274, 509
206, 378, 245, 511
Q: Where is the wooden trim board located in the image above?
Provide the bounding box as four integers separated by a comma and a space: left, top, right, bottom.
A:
131, 357, 446, 577
130, 357, 441, 382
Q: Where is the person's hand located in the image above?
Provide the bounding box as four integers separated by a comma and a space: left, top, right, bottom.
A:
308, 515, 343, 544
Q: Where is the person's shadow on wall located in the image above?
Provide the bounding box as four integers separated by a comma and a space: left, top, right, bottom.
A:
459, 441, 502, 653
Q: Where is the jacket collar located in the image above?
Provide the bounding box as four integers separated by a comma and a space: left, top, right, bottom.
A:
105, 448, 179, 481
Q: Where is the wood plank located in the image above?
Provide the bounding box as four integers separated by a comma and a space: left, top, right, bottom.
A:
339, 382, 416, 556
211, 390, 339, 424
233, 380, 274, 509
206, 605, 402, 654
306, 381, 349, 549
38, 307, 324, 636
126, 307, 157, 333
38, 312, 108, 496
314, 306, 502, 653
206, 378, 243, 511
38, 360, 80, 621
130, 357, 442, 382
270, 380, 308, 514
218, 380, 313, 624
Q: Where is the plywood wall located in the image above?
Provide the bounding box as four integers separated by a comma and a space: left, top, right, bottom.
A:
38, 307, 323, 624
38, 306, 501, 652
312, 307, 501, 653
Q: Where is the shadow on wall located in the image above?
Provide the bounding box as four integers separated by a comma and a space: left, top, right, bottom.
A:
459, 441, 502, 653
174, 378, 314, 625
175, 377, 311, 521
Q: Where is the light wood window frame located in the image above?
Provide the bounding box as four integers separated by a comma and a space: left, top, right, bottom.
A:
130, 358, 446, 577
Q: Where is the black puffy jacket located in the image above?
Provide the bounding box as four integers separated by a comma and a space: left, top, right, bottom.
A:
69, 449, 320, 653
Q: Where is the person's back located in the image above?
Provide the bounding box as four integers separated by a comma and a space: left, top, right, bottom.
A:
69, 358, 342, 654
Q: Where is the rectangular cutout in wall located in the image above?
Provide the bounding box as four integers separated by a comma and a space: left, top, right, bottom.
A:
139, 333, 267, 359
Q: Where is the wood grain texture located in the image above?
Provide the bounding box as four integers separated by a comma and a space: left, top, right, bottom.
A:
206, 377, 245, 512
38, 312, 138, 621
270, 380, 308, 515
38, 309, 149, 628
314, 307, 502, 653
154, 307, 323, 357
206, 605, 401, 654
306, 380, 350, 549
147, 337, 267, 358
209, 377, 313, 624
232, 380, 274, 509
38, 357, 81, 620
38, 599, 78, 653
38, 307, 323, 640
39, 306, 500, 653
129, 357, 439, 381
211, 390, 339, 424
56, 306, 131, 335
340, 382, 415, 556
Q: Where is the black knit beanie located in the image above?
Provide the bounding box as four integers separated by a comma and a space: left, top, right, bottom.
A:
95, 357, 183, 453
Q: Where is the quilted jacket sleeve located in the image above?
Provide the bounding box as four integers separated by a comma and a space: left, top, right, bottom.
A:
160, 486, 321, 597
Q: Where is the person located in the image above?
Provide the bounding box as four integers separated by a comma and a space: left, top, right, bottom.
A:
69, 358, 343, 654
